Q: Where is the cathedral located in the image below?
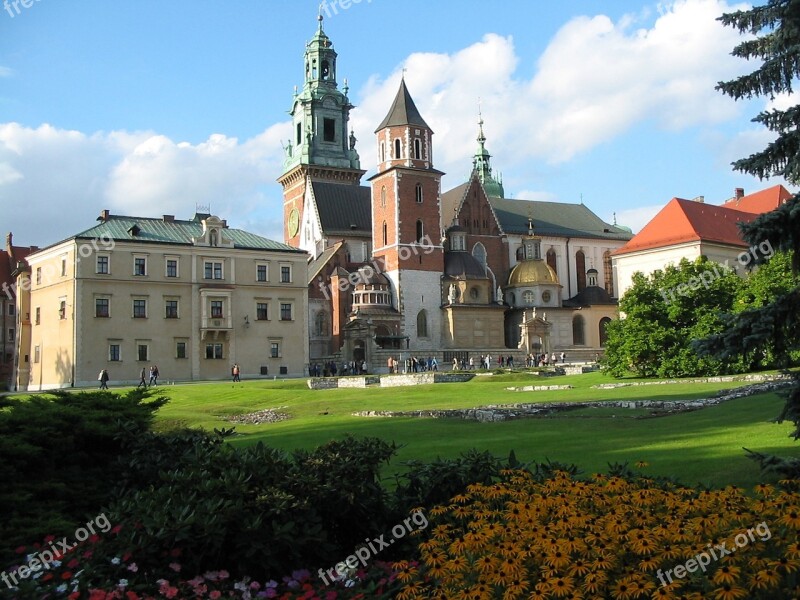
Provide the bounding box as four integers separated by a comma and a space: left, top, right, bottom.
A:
279, 16, 633, 368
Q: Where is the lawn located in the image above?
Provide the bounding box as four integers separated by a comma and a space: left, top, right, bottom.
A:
145, 370, 800, 488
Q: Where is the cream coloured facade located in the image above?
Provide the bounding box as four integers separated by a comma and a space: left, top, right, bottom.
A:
12, 212, 309, 390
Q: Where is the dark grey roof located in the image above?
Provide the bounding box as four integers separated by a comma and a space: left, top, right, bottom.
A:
311, 181, 372, 236
563, 285, 617, 306
444, 251, 488, 280
490, 197, 632, 241
375, 79, 431, 132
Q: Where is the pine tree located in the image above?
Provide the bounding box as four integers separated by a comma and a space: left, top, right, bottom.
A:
696, 1, 800, 475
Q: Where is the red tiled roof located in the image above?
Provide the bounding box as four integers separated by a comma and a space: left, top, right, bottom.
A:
722, 184, 793, 214
613, 198, 758, 256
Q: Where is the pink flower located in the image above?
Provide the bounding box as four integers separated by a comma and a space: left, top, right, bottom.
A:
168, 562, 181, 573
127, 562, 139, 573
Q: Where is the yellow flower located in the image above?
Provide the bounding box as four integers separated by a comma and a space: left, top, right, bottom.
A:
711, 584, 748, 600
711, 565, 740, 586
780, 507, 800, 529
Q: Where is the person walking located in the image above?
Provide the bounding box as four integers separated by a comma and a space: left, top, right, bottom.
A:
232, 363, 240, 382
137, 367, 147, 388
98, 369, 109, 390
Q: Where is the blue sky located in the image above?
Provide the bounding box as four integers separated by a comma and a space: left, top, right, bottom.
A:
0, 0, 787, 247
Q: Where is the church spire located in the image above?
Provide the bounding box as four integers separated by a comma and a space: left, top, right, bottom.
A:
472, 104, 504, 198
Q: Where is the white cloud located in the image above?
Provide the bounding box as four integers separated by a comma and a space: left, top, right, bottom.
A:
1, 0, 758, 246
612, 204, 663, 233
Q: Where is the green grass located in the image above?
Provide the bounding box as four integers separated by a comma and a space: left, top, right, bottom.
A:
133, 370, 800, 489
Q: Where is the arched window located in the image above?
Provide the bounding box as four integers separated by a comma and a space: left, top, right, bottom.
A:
380, 142, 386, 163
572, 315, 586, 345
472, 242, 487, 268
415, 183, 423, 203
599, 317, 612, 347
587, 268, 598, 287
382, 221, 387, 246
523, 290, 534, 305
546, 248, 558, 276
394, 138, 401, 159
417, 310, 428, 337
576, 250, 586, 292
414, 138, 421, 159
381, 186, 386, 208
603, 251, 614, 297
321, 60, 330, 80
416, 220, 424, 242
314, 311, 329, 336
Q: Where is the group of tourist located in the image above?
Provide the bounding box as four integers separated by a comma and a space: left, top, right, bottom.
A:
525, 352, 566, 367
310, 360, 369, 377
386, 356, 438, 373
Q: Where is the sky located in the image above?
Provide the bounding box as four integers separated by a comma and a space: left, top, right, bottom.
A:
0, 0, 790, 248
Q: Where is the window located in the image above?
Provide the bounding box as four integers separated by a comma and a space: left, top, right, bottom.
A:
97, 255, 109, 275
205, 343, 224, 359
176, 342, 187, 359
314, 311, 328, 336
472, 243, 487, 267
599, 317, 612, 347
522, 290, 534, 305
95, 298, 110, 318
572, 315, 586, 346
414, 138, 422, 159
109, 344, 121, 362
137, 344, 149, 361
134, 257, 147, 276
382, 221, 387, 246
270, 341, 280, 358
415, 183, 423, 203
257, 264, 268, 282
210, 300, 223, 318
58, 300, 67, 320
7, 328, 14, 342
165, 300, 179, 319
469, 287, 479, 300
546, 248, 558, 276
133, 299, 147, 318
256, 302, 269, 321
380, 142, 386, 162
576, 250, 586, 293
417, 310, 428, 338
415, 220, 424, 243
61, 257, 67, 277
380, 186, 386, 208
542, 290, 552, 303
296, 122, 302, 146
323, 117, 336, 142
36, 268, 41, 285
34, 345, 40, 363
280, 265, 292, 283
204, 261, 223, 280
8, 304, 14, 316
587, 269, 598, 287
394, 138, 401, 159
280, 303, 292, 321
166, 259, 178, 278
34, 307, 40, 325
603, 250, 614, 297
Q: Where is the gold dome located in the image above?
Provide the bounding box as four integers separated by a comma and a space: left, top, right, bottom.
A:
507, 260, 559, 286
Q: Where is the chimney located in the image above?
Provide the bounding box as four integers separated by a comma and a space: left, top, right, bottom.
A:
98, 209, 110, 222
6, 232, 13, 259
735, 187, 744, 199
221, 219, 227, 228
163, 215, 175, 223
693, 195, 704, 203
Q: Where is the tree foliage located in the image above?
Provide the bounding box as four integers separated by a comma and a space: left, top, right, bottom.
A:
696, 0, 800, 456
603, 257, 743, 378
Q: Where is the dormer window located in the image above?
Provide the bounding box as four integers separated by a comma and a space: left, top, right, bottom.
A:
587, 268, 599, 287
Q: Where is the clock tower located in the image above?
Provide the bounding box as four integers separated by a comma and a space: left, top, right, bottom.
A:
278, 14, 365, 248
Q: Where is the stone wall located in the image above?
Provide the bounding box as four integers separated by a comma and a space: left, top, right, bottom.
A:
379, 372, 475, 387
353, 380, 792, 422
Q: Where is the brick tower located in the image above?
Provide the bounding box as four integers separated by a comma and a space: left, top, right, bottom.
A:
369, 78, 445, 350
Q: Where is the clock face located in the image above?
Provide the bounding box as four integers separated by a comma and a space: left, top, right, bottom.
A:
288, 208, 300, 238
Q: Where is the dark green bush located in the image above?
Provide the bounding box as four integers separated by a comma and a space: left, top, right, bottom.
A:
0, 389, 166, 565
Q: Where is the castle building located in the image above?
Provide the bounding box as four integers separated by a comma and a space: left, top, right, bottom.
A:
9, 212, 308, 390
281, 17, 633, 367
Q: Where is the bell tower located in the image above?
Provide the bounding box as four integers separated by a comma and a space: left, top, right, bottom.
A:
278, 14, 364, 247
369, 78, 444, 350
